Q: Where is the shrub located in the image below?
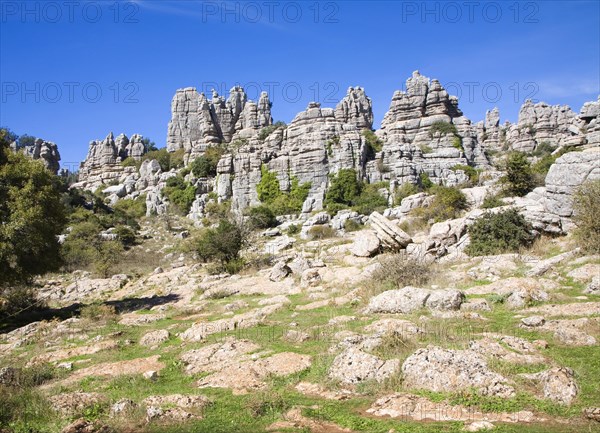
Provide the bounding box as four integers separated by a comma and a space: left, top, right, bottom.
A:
429, 121, 458, 137
307, 225, 337, 240
452, 164, 480, 185
247, 205, 277, 229
412, 186, 468, 222
141, 148, 185, 172
572, 179, 600, 254
501, 152, 535, 197
113, 197, 146, 219
80, 303, 117, 321
481, 194, 504, 209
195, 219, 246, 271
255, 166, 310, 215
114, 225, 137, 247
204, 200, 231, 222
394, 182, 420, 205
325, 168, 362, 209
256, 164, 281, 204
363, 129, 383, 156
352, 182, 389, 215
190, 146, 225, 177
344, 219, 362, 232
93, 240, 124, 277
466, 209, 534, 256
371, 253, 431, 287
419, 172, 434, 190
286, 224, 300, 235
120, 157, 138, 167
419, 143, 433, 154
163, 176, 197, 214
0, 130, 66, 286
257, 121, 286, 141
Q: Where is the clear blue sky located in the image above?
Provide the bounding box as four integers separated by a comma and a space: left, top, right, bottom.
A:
1, 0, 599, 170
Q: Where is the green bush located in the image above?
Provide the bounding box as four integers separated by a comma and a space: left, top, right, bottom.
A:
501, 152, 535, 197
163, 176, 197, 214
93, 240, 124, 278
419, 172, 434, 190
466, 209, 534, 256
325, 168, 362, 209
412, 186, 468, 222
258, 122, 285, 141
394, 182, 420, 205
255, 166, 310, 215
113, 197, 146, 219
429, 121, 458, 137
352, 182, 389, 215
114, 225, 137, 247
196, 219, 246, 272
141, 148, 185, 172
256, 164, 282, 203
286, 224, 300, 235
481, 194, 504, 209
190, 146, 225, 177
363, 129, 383, 156
0, 129, 66, 286
572, 179, 600, 254
247, 205, 278, 229
344, 219, 362, 232
452, 164, 480, 185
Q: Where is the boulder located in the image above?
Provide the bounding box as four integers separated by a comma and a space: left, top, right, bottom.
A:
425, 289, 465, 311
366, 286, 430, 314
401, 346, 515, 398
349, 230, 381, 257
368, 212, 412, 250
328, 348, 400, 384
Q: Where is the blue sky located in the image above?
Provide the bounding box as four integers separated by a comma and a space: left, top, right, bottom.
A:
1, 0, 599, 169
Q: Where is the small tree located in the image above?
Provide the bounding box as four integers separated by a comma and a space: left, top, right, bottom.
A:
502, 152, 535, 196
325, 169, 362, 209
196, 219, 245, 268
256, 164, 281, 204
573, 179, 600, 254
190, 146, 225, 178
466, 209, 534, 256
0, 129, 66, 286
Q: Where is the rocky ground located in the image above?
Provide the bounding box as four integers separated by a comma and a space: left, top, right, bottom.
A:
1, 219, 599, 433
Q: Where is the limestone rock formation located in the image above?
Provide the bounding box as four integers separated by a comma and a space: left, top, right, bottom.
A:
17, 138, 61, 173
368, 212, 412, 250
166, 86, 272, 162
376, 71, 489, 188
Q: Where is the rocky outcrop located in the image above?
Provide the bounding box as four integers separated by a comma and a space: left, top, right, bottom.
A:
75, 132, 149, 191
16, 138, 61, 173
368, 212, 412, 250
375, 71, 489, 187
401, 346, 515, 398
166, 87, 272, 162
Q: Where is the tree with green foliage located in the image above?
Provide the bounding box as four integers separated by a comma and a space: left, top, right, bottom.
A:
325, 169, 362, 208
362, 129, 383, 156
257, 164, 281, 204
191, 146, 226, 178
247, 205, 278, 229
196, 219, 245, 266
0, 129, 66, 286
466, 209, 534, 256
502, 152, 535, 196
163, 176, 197, 214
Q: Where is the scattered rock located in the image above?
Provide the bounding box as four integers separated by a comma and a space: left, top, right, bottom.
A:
301, 268, 322, 287
369, 212, 412, 251
506, 289, 549, 309
109, 399, 137, 417
143, 370, 159, 381
554, 328, 596, 346
139, 329, 170, 347
60, 418, 113, 433
50, 392, 106, 416
425, 289, 465, 311
349, 230, 381, 257
401, 346, 515, 397
538, 367, 579, 405
328, 347, 400, 384
366, 286, 431, 314
269, 261, 291, 282
585, 276, 600, 294
584, 407, 600, 422
465, 421, 495, 431
521, 316, 545, 327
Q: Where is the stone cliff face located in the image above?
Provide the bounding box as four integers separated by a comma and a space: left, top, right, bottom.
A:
75, 132, 149, 192
166, 87, 273, 163
13, 138, 61, 174
373, 71, 489, 190
72, 72, 599, 229
477, 97, 599, 153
